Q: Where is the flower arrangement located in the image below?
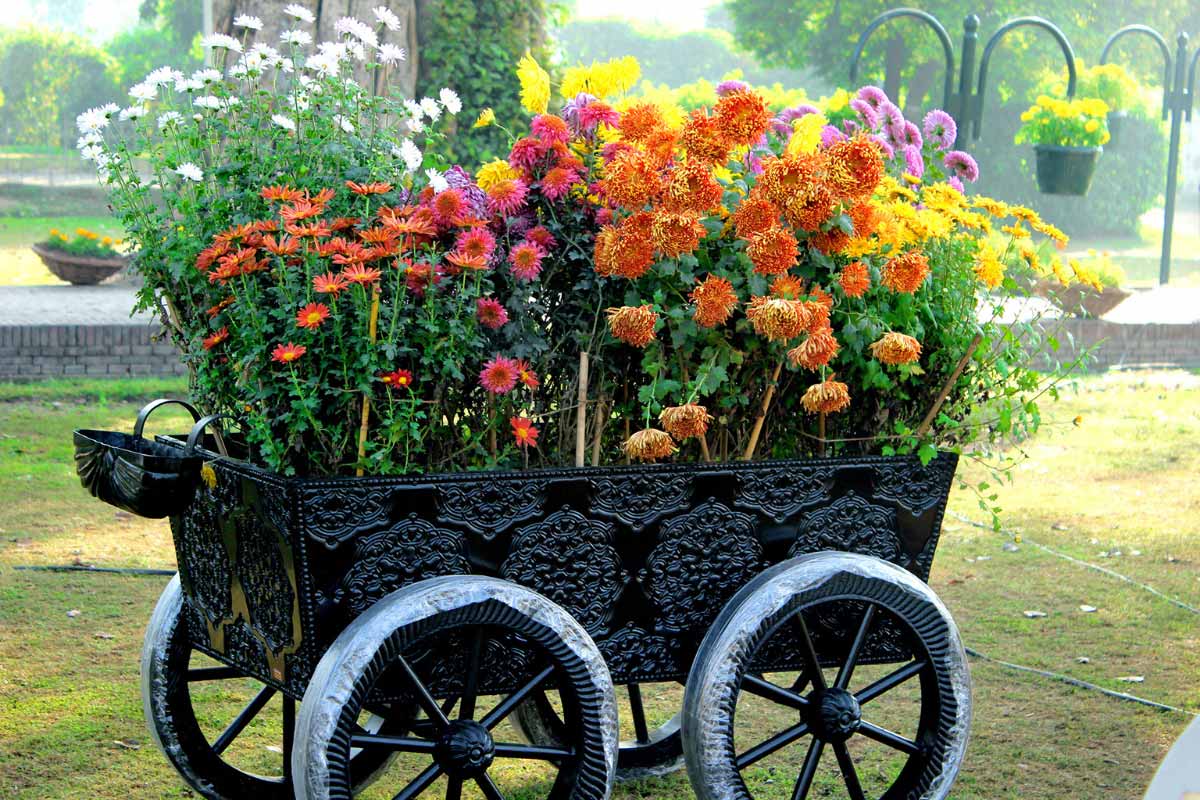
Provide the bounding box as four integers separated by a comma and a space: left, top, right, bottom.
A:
37, 227, 125, 258
1016, 95, 1111, 148
1038, 62, 1145, 117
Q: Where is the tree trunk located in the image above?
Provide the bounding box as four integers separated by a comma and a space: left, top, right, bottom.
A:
884, 34, 905, 105
210, 0, 419, 96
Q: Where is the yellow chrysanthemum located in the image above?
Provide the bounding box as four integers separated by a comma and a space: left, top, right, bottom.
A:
974, 240, 1005, 288
785, 112, 826, 157
473, 108, 495, 128
476, 159, 522, 192
561, 56, 641, 100
517, 53, 550, 115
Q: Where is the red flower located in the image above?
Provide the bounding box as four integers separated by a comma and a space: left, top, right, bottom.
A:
271, 342, 306, 364
280, 199, 326, 223
260, 185, 304, 203
479, 355, 519, 394
313, 271, 347, 295
202, 326, 229, 350
454, 227, 496, 261
263, 235, 300, 256
341, 263, 382, 285
445, 250, 489, 271
476, 297, 509, 329
296, 302, 331, 329
380, 369, 414, 389
508, 242, 544, 282
346, 180, 394, 195
515, 359, 540, 389
525, 225, 555, 250
510, 416, 540, 449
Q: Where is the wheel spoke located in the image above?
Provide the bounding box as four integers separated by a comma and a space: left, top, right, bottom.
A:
212, 686, 276, 755
460, 627, 485, 721
627, 684, 651, 744
186, 665, 243, 681
832, 741, 866, 800
480, 664, 555, 730
855, 660, 926, 706
445, 777, 462, 800
790, 737, 825, 800
857, 720, 921, 755
796, 613, 827, 692
475, 773, 505, 800
441, 695, 460, 717
350, 734, 437, 754
282, 695, 295, 785
391, 763, 443, 800
834, 604, 876, 691
395, 654, 450, 730
493, 742, 573, 760
742, 673, 810, 710
735, 721, 811, 769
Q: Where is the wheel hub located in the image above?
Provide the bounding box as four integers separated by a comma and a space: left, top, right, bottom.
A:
433, 720, 495, 778
807, 688, 862, 743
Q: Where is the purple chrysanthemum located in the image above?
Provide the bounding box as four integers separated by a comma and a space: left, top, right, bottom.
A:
922, 109, 957, 150
856, 85, 889, 109
879, 101, 905, 134
820, 125, 848, 148
745, 153, 764, 175
444, 165, 488, 218
947, 175, 965, 192
901, 120, 923, 149
778, 104, 820, 124
849, 98, 879, 130
842, 118, 860, 136
943, 150, 980, 182
872, 134, 896, 159
769, 117, 792, 137
561, 92, 599, 136
716, 79, 750, 97
903, 145, 925, 179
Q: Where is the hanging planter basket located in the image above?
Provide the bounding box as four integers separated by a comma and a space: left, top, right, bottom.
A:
1034, 145, 1102, 196
31, 243, 130, 285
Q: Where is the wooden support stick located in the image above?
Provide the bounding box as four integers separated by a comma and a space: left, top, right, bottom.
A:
575, 352, 589, 467
590, 396, 606, 467
742, 359, 784, 461
916, 332, 983, 438
817, 413, 826, 457
355, 288, 382, 477
698, 434, 712, 462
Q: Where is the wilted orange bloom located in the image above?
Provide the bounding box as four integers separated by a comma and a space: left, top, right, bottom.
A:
664, 159, 723, 215
801, 378, 851, 414
606, 305, 659, 347
746, 296, 808, 342
610, 212, 656, 279
619, 102, 666, 142
732, 194, 779, 240
593, 226, 619, 277
296, 302, 331, 329
770, 274, 805, 299
603, 150, 661, 210
659, 403, 712, 441
651, 211, 705, 257
691, 274, 738, 327
622, 428, 678, 462
642, 127, 681, 170
260, 185, 304, 203
869, 331, 922, 365
680, 108, 730, 165
346, 180, 393, 195
746, 226, 799, 275
881, 250, 930, 293
714, 89, 771, 147
758, 154, 823, 208
840, 261, 871, 297
788, 326, 840, 370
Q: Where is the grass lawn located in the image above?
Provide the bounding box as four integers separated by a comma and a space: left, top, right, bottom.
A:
0, 372, 1198, 798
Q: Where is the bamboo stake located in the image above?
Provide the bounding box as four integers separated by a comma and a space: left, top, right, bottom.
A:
742, 359, 784, 461
575, 352, 589, 467
698, 434, 712, 462
817, 413, 826, 457
916, 332, 983, 438
354, 288, 381, 477
590, 396, 607, 466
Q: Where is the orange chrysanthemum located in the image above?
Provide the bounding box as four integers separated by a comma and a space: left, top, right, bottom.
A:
202, 326, 229, 350
690, 274, 739, 328
664, 159, 724, 215
840, 262, 871, 297
869, 331, 923, 365
296, 302, 331, 329
746, 296, 808, 342
642, 127, 681, 170
770, 274, 805, 299
788, 326, 840, 370
341, 263, 382, 285
260, 185, 304, 203
881, 250, 930, 293
808, 228, 852, 255
593, 225, 620, 277
602, 150, 661, 210
782, 186, 835, 232
826, 135, 885, 201
746, 226, 799, 276
605, 305, 659, 348
680, 109, 730, 165
650, 211, 705, 258
622, 428, 678, 462
732, 194, 780, 240
445, 250, 489, 271
714, 89, 772, 147
618, 102, 666, 143
801, 379, 851, 414
610, 212, 656, 279
758, 154, 823, 208
847, 202, 880, 239
346, 180, 394, 195
659, 404, 712, 441
312, 271, 347, 295
271, 342, 307, 364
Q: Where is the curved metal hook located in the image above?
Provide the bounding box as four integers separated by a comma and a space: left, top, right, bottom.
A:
973, 17, 1078, 140
1100, 25, 1172, 120
849, 8, 955, 109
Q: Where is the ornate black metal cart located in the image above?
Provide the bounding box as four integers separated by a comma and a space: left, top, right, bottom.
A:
75, 400, 971, 800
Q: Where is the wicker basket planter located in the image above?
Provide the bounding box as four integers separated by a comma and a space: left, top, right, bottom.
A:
1034, 278, 1130, 317
32, 243, 130, 285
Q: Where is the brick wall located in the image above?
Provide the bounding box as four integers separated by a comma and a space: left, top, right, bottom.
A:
0, 325, 186, 381
1032, 318, 1200, 371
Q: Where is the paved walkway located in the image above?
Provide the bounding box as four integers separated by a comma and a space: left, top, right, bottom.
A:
0, 284, 156, 326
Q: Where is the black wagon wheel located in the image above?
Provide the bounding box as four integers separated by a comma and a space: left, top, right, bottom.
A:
513, 680, 685, 780
681, 553, 971, 800
141, 576, 397, 799
291, 575, 618, 800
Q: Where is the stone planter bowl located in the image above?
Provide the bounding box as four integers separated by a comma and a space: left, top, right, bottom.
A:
32, 243, 130, 285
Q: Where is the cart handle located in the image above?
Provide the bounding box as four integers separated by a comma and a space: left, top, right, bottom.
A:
133, 398, 201, 440
185, 414, 236, 458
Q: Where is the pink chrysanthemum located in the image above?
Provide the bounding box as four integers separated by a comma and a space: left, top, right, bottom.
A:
454, 227, 496, 262
476, 297, 508, 329
508, 136, 547, 173
508, 241, 544, 281
479, 355, 520, 394
487, 178, 528, 216
531, 114, 570, 144
943, 150, 980, 182
856, 85, 889, 109
577, 101, 620, 133
540, 166, 579, 201
525, 225, 556, 251
903, 145, 925, 179
923, 109, 957, 150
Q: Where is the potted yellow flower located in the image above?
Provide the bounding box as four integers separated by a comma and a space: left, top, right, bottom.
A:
1016, 95, 1109, 195
33, 227, 130, 284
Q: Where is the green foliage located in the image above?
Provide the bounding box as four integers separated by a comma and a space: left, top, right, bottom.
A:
416, 0, 559, 165
0, 27, 119, 148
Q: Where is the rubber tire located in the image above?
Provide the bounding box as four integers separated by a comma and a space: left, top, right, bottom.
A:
681, 552, 971, 800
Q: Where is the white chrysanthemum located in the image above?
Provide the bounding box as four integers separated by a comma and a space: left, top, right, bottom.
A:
119, 105, 148, 121
129, 82, 157, 102
145, 66, 183, 88
346, 41, 367, 62
333, 114, 355, 134
271, 114, 296, 132
80, 144, 104, 162
193, 95, 222, 110
306, 52, 340, 77
174, 76, 203, 92
373, 6, 402, 30
200, 33, 243, 52
283, 3, 316, 23
157, 111, 183, 129
406, 116, 425, 134
280, 29, 312, 46
425, 168, 449, 194
438, 87, 461, 115
233, 14, 263, 30
192, 113, 203, 122
193, 68, 222, 84
377, 43, 406, 64
76, 105, 113, 133
76, 132, 103, 149
403, 98, 423, 119
397, 138, 422, 171
229, 61, 249, 78
420, 97, 441, 121
174, 163, 204, 181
